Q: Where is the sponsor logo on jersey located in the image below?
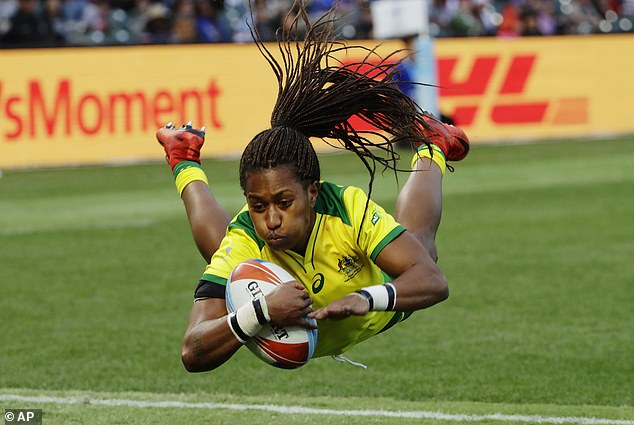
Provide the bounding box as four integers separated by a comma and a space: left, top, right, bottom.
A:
371, 210, 381, 225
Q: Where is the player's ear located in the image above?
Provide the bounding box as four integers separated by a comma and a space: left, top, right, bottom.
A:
308, 181, 320, 208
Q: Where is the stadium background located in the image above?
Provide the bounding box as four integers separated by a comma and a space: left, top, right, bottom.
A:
1, 1, 633, 424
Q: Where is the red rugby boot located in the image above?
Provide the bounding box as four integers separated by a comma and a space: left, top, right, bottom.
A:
420, 115, 470, 162
156, 121, 206, 171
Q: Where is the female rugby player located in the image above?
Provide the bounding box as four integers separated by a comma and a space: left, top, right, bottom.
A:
156, 4, 470, 372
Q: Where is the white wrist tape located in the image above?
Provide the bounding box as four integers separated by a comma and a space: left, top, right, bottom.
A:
227, 297, 271, 343
357, 283, 397, 311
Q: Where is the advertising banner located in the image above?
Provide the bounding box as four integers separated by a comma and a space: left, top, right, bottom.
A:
435, 35, 634, 142
0, 41, 403, 169
1, 35, 633, 169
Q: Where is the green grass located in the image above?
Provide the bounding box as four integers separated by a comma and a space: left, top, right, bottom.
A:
1, 137, 633, 424
2, 388, 633, 425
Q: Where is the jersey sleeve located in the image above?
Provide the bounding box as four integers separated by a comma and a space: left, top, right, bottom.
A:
343, 186, 406, 262
200, 207, 262, 287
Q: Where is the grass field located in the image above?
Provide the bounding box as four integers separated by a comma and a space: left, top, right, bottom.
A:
1, 137, 633, 424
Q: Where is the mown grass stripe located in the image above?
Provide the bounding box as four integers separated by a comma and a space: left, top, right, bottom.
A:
1, 394, 631, 425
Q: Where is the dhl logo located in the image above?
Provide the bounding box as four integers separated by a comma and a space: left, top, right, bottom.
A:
438, 54, 588, 127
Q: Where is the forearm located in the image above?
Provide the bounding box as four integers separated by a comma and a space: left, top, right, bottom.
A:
310, 234, 450, 321
182, 282, 314, 371
390, 262, 448, 311
181, 316, 242, 372
371, 232, 449, 312
181, 181, 231, 263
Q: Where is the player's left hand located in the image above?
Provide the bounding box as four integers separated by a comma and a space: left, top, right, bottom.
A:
308, 293, 370, 320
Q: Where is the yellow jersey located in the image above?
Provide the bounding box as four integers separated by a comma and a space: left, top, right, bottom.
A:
200, 181, 407, 357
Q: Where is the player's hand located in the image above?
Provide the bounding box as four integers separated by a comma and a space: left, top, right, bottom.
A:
308, 293, 370, 320
265, 281, 316, 329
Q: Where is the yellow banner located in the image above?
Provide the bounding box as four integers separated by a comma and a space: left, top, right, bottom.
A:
435, 35, 634, 142
1, 36, 633, 169
0, 42, 403, 169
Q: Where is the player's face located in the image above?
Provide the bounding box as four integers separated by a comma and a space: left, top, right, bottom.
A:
245, 166, 319, 255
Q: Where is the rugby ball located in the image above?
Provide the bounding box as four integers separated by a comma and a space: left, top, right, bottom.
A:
225, 259, 318, 369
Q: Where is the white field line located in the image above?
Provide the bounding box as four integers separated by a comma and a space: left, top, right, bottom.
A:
1, 394, 633, 425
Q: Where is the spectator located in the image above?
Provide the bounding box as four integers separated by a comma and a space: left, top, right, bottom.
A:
569, 0, 604, 33
124, 0, 152, 43
519, 4, 543, 35
0, 0, 18, 35
63, 0, 115, 45
61, 0, 86, 22
1, 0, 64, 46
354, 0, 373, 39
171, 0, 197, 43
394, 34, 417, 100
307, 0, 333, 22
195, 0, 232, 43
223, 0, 251, 42
471, 0, 500, 35
497, 2, 521, 36
252, 0, 291, 41
2, 0, 634, 48
142, 2, 172, 43
429, 0, 461, 37
449, 0, 485, 36
533, 0, 557, 34
45, 0, 68, 42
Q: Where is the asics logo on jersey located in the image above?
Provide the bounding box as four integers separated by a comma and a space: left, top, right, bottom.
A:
312, 273, 325, 294
337, 255, 363, 281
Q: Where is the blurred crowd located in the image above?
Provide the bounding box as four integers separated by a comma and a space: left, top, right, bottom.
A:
1, 0, 633, 48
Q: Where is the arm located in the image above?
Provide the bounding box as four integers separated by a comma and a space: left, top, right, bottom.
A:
374, 231, 448, 310
181, 282, 316, 372
180, 298, 242, 372
309, 231, 448, 320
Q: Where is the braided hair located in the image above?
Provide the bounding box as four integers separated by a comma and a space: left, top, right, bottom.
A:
239, 1, 431, 200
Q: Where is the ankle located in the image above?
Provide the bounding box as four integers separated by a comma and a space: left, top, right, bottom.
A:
411, 144, 447, 176
174, 162, 208, 196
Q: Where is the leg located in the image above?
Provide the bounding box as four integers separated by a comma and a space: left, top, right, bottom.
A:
181, 181, 231, 263
395, 158, 443, 262
157, 123, 231, 263
396, 116, 471, 262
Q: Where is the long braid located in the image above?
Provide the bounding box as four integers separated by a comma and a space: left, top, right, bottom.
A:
241, 1, 431, 234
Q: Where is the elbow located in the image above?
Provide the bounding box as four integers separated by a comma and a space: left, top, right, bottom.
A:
434, 273, 449, 304
181, 346, 204, 373
437, 283, 449, 303
426, 277, 449, 307
181, 341, 218, 373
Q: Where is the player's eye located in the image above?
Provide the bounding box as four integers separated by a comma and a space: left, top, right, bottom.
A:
278, 199, 293, 209
250, 202, 266, 213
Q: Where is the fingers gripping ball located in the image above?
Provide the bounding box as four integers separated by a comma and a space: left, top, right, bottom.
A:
226, 259, 318, 369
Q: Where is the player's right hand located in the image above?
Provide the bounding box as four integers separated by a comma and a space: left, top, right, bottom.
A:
265, 281, 316, 329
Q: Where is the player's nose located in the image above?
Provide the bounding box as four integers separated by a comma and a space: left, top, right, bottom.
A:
265, 207, 281, 230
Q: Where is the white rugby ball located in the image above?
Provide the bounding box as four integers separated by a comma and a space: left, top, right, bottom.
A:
225, 259, 318, 369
